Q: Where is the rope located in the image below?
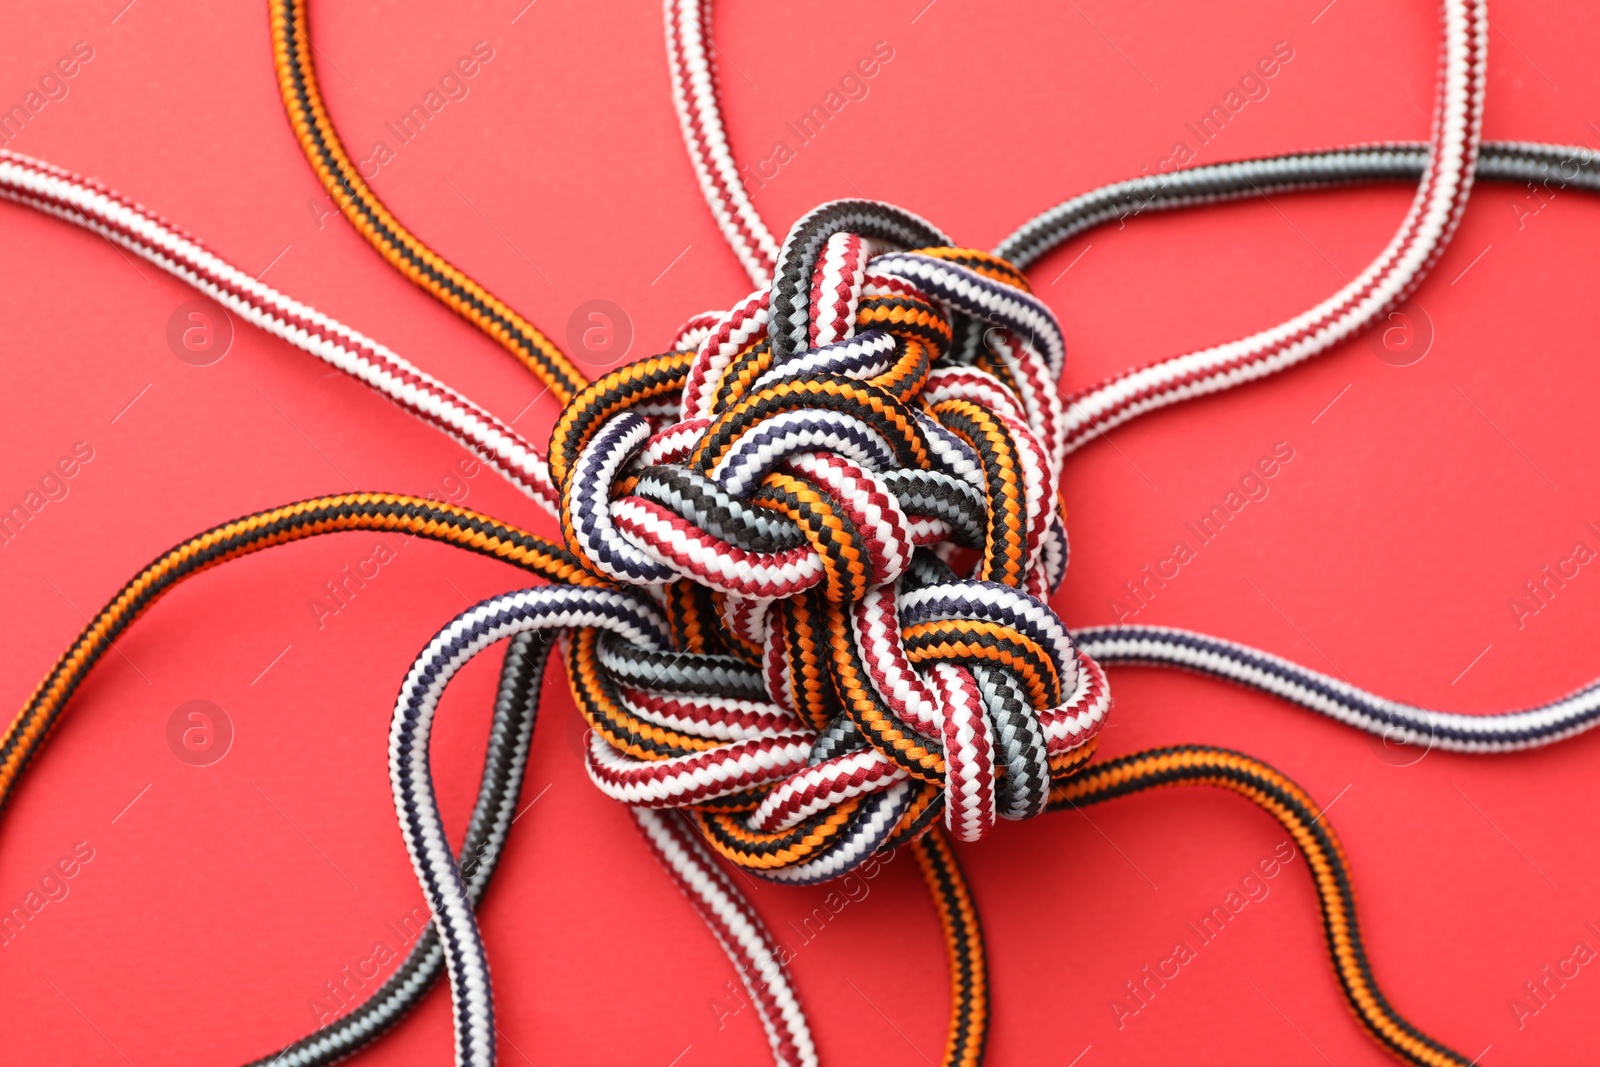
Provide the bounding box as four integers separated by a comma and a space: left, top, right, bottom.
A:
0, 494, 590, 809
382, 201, 1096, 1062
916, 828, 988, 1067
0, 149, 561, 514
245, 632, 550, 1067
391, 586, 679, 1066
645, 2, 1560, 1064
265, 10, 978, 1062
658, 0, 1600, 759
995, 140, 1600, 269
0, 23, 982, 1067
1051, 747, 1475, 1067
1076, 626, 1600, 752
386, 584, 990, 1066
634, 808, 819, 1066
663, 0, 780, 286
269, 0, 590, 407
0, 490, 813, 1065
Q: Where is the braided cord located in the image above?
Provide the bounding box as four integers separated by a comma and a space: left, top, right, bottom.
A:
265, 10, 976, 1062
1, 2, 1587, 1065
389, 586, 683, 1066
0, 149, 561, 512
1076, 626, 1600, 752
265, 11, 836, 1058
651, 5, 1511, 1065
384, 577, 1000, 1067
662, 0, 780, 286
1034, 0, 1489, 452
269, 0, 590, 406
915, 829, 988, 1067
245, 633, 551, 1067
633, 808, 819, 1067
1051, 747, 1471, 1067
0, 494, 590, 813
0, 485, 824, 1067
996, 140, 1600, 270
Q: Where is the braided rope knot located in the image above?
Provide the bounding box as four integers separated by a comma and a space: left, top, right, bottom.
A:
549, 201, 1109, 878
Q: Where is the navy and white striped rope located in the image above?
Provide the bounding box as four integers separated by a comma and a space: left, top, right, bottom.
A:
389, 587, 673, 1067
389, 582, 839, 1067
248, 633, 548, 1067
1075, 626, 1600, 752
873, 251, 1067, 379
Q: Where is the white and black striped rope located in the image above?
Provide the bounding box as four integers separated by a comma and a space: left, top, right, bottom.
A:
1076, 626, 1600, 753
246, 633, 548, 1067
388, 584, 833, 1067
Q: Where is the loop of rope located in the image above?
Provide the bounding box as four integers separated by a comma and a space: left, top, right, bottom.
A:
245, 630, 549, 1067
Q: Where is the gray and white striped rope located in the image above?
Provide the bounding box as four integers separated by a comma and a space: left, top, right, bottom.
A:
995, 140, 1600, 270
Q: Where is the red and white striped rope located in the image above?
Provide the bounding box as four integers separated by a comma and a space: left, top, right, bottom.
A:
663, 0, 780, 287
1057, 2, 1486, 450
661, 0, 1488, 451
634, 808, 817, 1066
0, 149, 561, 514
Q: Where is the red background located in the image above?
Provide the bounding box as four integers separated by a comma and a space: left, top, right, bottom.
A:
3, 1, 1599, 1063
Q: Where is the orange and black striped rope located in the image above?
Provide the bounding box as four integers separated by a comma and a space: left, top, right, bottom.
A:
1051, 747, 1472, 1067
269, 0, 590, 406
916, 828, 989, 1067
0, 493, 590, 812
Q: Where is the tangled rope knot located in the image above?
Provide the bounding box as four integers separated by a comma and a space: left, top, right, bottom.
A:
548, 201, 1110, 877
